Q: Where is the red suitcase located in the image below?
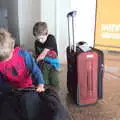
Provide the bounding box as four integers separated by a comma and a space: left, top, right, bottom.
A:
76, 51, 98, 105
66, 11, 102, 106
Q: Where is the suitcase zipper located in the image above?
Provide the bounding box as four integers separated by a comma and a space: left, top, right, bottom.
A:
87, 61, 93, 97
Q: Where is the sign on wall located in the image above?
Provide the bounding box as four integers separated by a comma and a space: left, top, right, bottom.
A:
95, 0, 120, 51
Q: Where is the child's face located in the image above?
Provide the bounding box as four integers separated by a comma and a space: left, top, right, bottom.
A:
36, 35, 47, 44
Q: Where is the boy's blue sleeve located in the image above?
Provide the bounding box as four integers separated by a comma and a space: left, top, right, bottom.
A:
19, 49, 44, 84
44, 57, 59, 63
44, 57, 60, 70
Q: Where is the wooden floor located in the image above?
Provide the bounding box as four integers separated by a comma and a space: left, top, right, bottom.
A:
58, 51, 120, 120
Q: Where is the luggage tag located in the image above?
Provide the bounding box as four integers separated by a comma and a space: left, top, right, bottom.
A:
77, 42, 91, 52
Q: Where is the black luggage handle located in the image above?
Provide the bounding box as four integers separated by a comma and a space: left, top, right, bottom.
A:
67, 11, 77, 18
67, 11, 77, 52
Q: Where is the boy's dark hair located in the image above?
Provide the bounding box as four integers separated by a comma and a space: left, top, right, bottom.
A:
33, 22, 48, 36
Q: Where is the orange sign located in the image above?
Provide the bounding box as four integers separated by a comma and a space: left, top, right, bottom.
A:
95, 0, 120, 51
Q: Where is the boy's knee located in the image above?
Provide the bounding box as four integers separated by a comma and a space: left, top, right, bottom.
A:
50, 71, 59, 87
51, 80, 59, 87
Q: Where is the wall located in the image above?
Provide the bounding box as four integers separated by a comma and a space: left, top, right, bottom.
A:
0, 8, 8, 29
0, 0, 41, 49
41, 0, 56, 35
56, 0, 71, 63
18, 0, 41, 50
0, 0, 19, 44
71, 0, 96, 47
41, 0, 71, 63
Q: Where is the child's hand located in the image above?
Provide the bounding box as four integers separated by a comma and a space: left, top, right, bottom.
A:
37, 53, 45, 62
37, 48, 50, 62
36, 84, 45, 93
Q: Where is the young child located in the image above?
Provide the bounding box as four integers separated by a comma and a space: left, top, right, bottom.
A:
33, 22, 60, 87
0, 28, 45, 120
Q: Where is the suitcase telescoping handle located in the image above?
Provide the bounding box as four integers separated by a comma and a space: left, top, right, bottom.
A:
67, 11, 77, 52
